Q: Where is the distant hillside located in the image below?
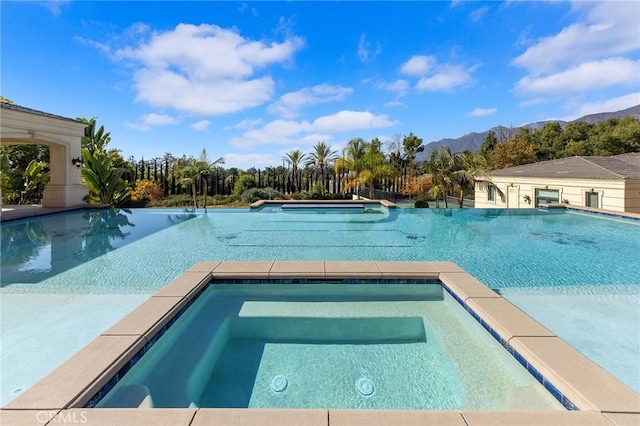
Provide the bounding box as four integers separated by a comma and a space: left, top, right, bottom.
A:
416, 104, 640, 161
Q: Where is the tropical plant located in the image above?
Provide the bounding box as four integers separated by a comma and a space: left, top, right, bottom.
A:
305, 141, 338, 188
82, 149, 130, 206
78, 118, 130, 206
20, 159, 50, 204
424, 147, 461, 208
173, 163, 199, 210
78, 117, 111, 155
193, 148, 224, 209
335, 138, 368, 196
284, 149, 306, 192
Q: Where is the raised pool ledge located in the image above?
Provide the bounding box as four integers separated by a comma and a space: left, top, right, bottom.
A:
3, 261, 639, 426
249, 198, 398, 210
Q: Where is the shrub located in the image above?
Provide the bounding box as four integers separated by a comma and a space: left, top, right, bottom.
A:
148, 194, 193, 208
241, 188, 270, 203
263, 187, 283, 200
131, 179, 164, 203
292, 190, 320, 200
233, 174, 256, 195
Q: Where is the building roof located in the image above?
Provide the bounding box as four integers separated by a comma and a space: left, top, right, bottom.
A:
490, 153, 640, 180
0, 102, 83, 124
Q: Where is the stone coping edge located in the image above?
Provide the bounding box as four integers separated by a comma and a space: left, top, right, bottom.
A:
3, 261, 638, 426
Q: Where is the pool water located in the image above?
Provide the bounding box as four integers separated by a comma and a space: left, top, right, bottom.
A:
1, 207, 639, 405
95, 284, 564, 411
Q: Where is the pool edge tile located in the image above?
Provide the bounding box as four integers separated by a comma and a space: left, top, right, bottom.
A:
376, 261, 463, 275
466, 297, 556, 341
324, 261, 382, 278
52, 408, 196, 426
211, 261, 274, 278
439, 272, 502, 300
101, 296, 184, 337
602, 412, 640, 426
510, 336, 640, 413
0, 409, 60, 425
329, 409, 466, 426
269, 261, 325, 278
191, 408, 328, 426
153, 271, 211, 298
186, 262, 221, 273
461, 411, 615, 426
3, 335, 144, 411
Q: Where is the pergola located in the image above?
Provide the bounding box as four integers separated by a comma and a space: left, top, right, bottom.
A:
0, 102, 88, 207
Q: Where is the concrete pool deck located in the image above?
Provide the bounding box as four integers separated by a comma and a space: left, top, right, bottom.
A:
2, 261, 639, 425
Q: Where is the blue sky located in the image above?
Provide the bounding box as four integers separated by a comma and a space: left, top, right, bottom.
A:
2, 1, 639, 169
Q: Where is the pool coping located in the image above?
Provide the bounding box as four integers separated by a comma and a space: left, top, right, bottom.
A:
249, 199, 398, 210
2, 261, 639, 425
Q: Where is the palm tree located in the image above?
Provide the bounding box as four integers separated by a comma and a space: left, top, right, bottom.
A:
173, 162, 199, 210
194, 148, 224, 210
362, 140, 397, 198
334, 138, 367, 197
305, 141, 338, 191
425, 147, 461, 208
284, 149, 306, 192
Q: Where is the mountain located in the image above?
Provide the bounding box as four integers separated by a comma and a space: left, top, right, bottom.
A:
416, 104, 640, 161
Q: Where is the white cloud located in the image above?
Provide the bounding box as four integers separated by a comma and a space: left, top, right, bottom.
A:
191, 120, 211, 131
111, 23, 304, 115
400, 55, 473, 92
224, 118, 263, 130
268, 84, 353, 119
415, 64, 472, 91
43, 0, 70, 16
512, 2, 640, 75
561, 92, 640, 121
311, 110, 398, 133
470, 107, 497, 117
376, 80, 409, 97
400, 55, 436, 76
141, 113, 179, 126
230, 110, 398, 149
125, 113, 179, 131
515, 58, 640, 96
357, 33, 381, 63
470, 6, 489, 22
224, 152, 278, 169
385, 101, 406, 108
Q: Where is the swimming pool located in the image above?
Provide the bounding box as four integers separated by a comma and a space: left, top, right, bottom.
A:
1, 207, 639, 406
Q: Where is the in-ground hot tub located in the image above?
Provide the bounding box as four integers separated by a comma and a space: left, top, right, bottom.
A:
92, 282, 563, 410
5, 261, 638, 426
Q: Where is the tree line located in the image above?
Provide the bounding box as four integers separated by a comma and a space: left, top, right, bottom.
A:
1, 116, 638, 208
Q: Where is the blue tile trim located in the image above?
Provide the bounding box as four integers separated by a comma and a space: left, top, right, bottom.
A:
216, 278, 440, 285
441, 282, 579, 411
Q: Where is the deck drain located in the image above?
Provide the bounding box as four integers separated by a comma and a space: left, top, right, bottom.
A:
271, 375, 288, 392
356, 377, 374, 396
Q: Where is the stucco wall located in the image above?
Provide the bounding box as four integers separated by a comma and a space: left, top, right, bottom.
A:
475, 177, 635, 212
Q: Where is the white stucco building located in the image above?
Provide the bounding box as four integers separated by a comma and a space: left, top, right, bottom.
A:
475, 153, 640, 213
0, 102, 88, 208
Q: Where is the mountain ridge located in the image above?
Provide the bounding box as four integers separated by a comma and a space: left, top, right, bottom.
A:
416, 104, 640, 161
